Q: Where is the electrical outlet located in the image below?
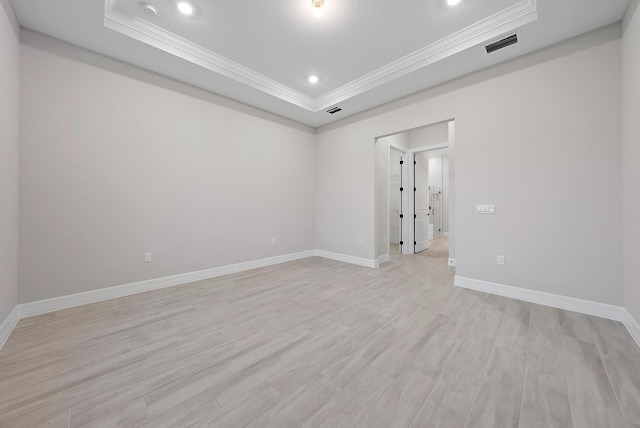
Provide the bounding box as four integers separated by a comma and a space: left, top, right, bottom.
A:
448, 258, 456, 267
144, 252, 152, 263
271, 238, 277, 245
358, 238, 363, 246
497, 255, 505, 265
383, 236, 387, 243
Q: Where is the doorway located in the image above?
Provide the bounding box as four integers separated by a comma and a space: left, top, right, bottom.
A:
374, 120, 456, 266
375, 133, 409, 262
413, 147, 450, 254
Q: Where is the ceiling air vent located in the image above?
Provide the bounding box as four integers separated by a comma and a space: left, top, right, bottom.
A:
326, 107, 342, 114
485, 34, 518, 54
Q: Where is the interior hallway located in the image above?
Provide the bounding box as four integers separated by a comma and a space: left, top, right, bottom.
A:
0, 237, 639, 427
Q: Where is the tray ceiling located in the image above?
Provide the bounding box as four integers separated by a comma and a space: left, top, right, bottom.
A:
10, 0, 631, 127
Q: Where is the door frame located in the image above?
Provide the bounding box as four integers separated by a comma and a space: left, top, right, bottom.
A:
407, 141, 455, 264
402, 142, 453, 256
375, 120, 456, 266
413, 151, 431, 253
387, 142, 409, 258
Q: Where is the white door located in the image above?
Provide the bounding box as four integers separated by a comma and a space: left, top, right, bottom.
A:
415, 154, 430, 253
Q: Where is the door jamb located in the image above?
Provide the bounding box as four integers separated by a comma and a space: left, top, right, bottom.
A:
388, 142, 409, 257
408, 143, 453, 257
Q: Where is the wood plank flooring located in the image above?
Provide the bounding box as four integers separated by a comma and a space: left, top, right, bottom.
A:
1, 237, 639, 427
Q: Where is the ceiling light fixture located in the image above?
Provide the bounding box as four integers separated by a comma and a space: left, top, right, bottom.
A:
308, 75, 319, 84
312, 0, 325, 9
177, 2, 193, 15
140, 3, 157, 17
447, 0, 462, 6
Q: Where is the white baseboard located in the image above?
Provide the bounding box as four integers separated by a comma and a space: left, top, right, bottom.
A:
454, 276, 625, 321
1, 248, 382, 350
3, 263, 637, 352
19, 250, 316, 319
314, 250, 378, 268
377, 254, 390, 264
0, 306, 20, 350
623, 309, 640, 349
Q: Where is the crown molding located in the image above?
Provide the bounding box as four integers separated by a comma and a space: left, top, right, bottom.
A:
314, 0, 538, 110
104, 0, 537, 112
104, 0, 315, 110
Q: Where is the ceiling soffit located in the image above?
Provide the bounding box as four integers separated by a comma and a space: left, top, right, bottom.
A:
104, 0, 538, 112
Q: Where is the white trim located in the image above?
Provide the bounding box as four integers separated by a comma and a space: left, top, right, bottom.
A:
387, 142, 409, 258
0, 306, 20, 350
104, 0, 537, 111
314, 250, 378, 268
312, 0, 538, 110
409, 143, 450, 154
623, 309, 640, 349
19, 250, 314, 319
3, 262, 635, 351
454, 276, 625, 321
2, 248, 380, 350
103, 2, 314, 111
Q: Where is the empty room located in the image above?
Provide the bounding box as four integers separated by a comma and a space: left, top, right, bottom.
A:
1, 0, 640, 427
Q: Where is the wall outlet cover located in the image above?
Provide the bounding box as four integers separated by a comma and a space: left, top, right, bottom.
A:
476, 204, 496, 214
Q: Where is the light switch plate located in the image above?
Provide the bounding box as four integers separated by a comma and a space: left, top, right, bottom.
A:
476, 204, 496, 214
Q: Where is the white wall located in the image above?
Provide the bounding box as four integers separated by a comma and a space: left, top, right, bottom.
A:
442, 155, 450, 234
428, 154, 444, 236
316, 25, 623, 305
5, 11, 635, 321
622, 0, 640, 322
18, 31, 316, 303
0, 0, 19, 324
408, 121, 449, 149
375, 138, 388, 258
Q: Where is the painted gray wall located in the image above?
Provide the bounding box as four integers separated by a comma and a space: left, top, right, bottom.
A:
407, 122, 449, 149
0, 0, 19, 323
317, 25, 623, 305
3, 14, 634, 323
18, 31, 316, 303
622, 0, 640, 321
374, 137, 389, 258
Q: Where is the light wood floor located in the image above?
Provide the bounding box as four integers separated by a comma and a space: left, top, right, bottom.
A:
1, 237, 640, 427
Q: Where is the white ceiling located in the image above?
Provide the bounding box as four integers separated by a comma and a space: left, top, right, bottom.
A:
10, 0, 630, 127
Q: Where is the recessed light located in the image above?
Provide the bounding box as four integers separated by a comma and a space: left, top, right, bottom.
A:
312, 0, 325, 8
308, 75, 319, 84
177, 2, 193, 15
447, 0, 462, 6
